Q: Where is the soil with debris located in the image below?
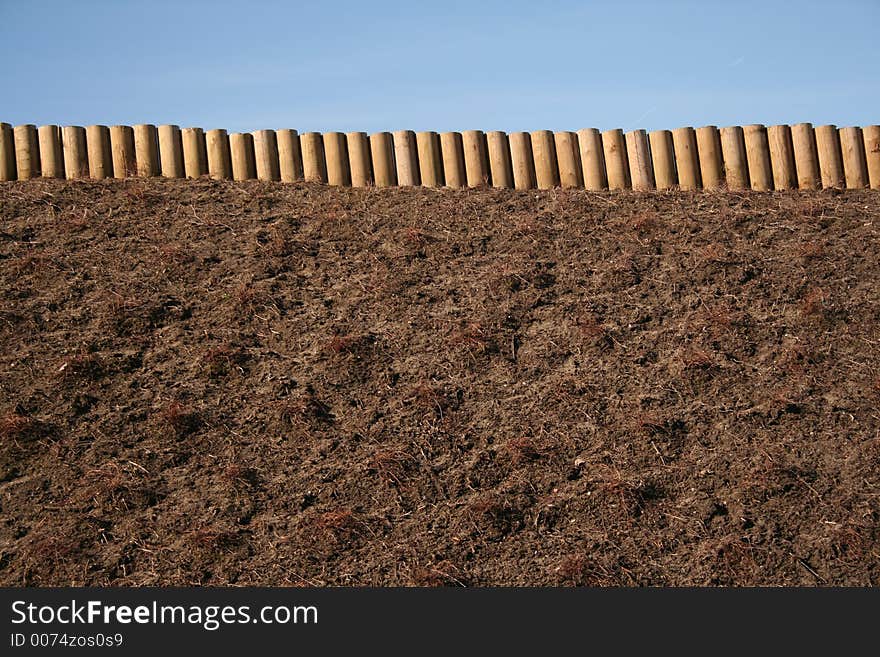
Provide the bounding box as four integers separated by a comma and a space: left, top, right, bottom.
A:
1, 179, 878, 586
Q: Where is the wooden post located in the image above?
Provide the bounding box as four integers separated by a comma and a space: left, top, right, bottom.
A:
767, 125, 797, 190
695, 126, 723, 190
14, 124, 40, 180
324, 132, 352, 186
85, 125, 113, 180
462, 130, 489, 187
602, 128, 630, 190
230, 133, 257, 181
393, 130, 420, 186
110, 125, 136, 178
0, 122, 15, 181
277, 129, 303, 182
62, 126, 88, 179
133, 124, 159, 177
648, 130, 676, 190
416, 131, 443, 187
839, 126, 868, 189
743, 124, 772, 191
672, 127, 701, 190
300, 132, 327, 183
157, 125, 184, 178
625, 129, 654, 191
206, 129, 232, 180
486, 131, 513, 189
369, 132, 396, 187
38, 125, 64, 178
577, 128, 607, 190
791, 123, 820, 190
439, 132, 465, 188
531, 130, 559, 189
555, 131, 583, 188
864, 125, 880, 190
182, 127, 208, 178
815, 125, 845, 189
509, 132, 536, 190
347, 132, 373, 187
719, 126, 749, 190
252, 129, 280, 182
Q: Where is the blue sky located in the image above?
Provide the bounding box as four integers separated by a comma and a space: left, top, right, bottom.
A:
1, 0, 877, 134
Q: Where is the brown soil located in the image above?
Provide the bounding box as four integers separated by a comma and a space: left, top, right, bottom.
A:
1, 179, 878, 586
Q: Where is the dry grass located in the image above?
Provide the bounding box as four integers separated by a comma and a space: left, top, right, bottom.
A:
0, 413, 44, 441
158, 401, 201, 437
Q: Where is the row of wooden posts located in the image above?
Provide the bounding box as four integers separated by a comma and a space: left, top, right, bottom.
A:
1, 121, 879, 191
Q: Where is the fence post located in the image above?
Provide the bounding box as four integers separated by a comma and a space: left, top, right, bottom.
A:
324, 132, 352, 186
133, 124, 159, 177
577, 128, 607, 190
531, 130, 559, 189
14, 125, 40, 180
277, 129, 303, 182
38, 125, 64, 178
62, 126, 88, 179
864, 125, 880, 190
347, 132, 373, 187
743, 124, 772, 191
369, 132, 396, 187
251, 129, 280, 182
206, 129, 232, 180
300, 132, 327, 183
672, 127, 700, 190
157, 125, 184, 178
416, 131, 443, 187
602, 128, 630, 190
230, 133, 257, 181
486, 131, 513, 189
462, 130, 489, 187
110, 125, 136, 178
696, 126, 723, 190
719, 126, 749, 190
815, 125, 845, 189
767, 125, 797, 190
393, 130, 419, 186
555, 131, 583, 189
509, 132, 536, 190
439, 132, 465, 188
791, 123, 819, 190
86, 125, 113, 180
839, 127, 868, 189
648, 130, 676, 190
0, 123, 15, 181
625, 129, 654, 191
182, 127, 208, 178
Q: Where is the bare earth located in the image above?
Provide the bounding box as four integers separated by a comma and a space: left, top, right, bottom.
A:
1, 179, 878, 586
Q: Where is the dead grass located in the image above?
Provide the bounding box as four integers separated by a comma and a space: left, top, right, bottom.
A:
681, 347, 715, 370
502, 436, 547, 464
0, 413, 45, 441
368, 449, 416, 486
202, 344, 248, 377
158, 401, 201, 437
555, 554, 616, 587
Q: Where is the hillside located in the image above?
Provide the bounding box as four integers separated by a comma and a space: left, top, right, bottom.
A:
1, 179, 878, 585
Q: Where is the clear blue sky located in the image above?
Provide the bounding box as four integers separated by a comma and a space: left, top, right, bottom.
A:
1, 0, 877, 134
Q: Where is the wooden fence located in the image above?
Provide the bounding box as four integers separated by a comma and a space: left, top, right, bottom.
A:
1, 121, 878, 191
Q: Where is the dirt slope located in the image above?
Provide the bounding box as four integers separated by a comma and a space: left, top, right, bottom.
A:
1, 179, 878, 586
